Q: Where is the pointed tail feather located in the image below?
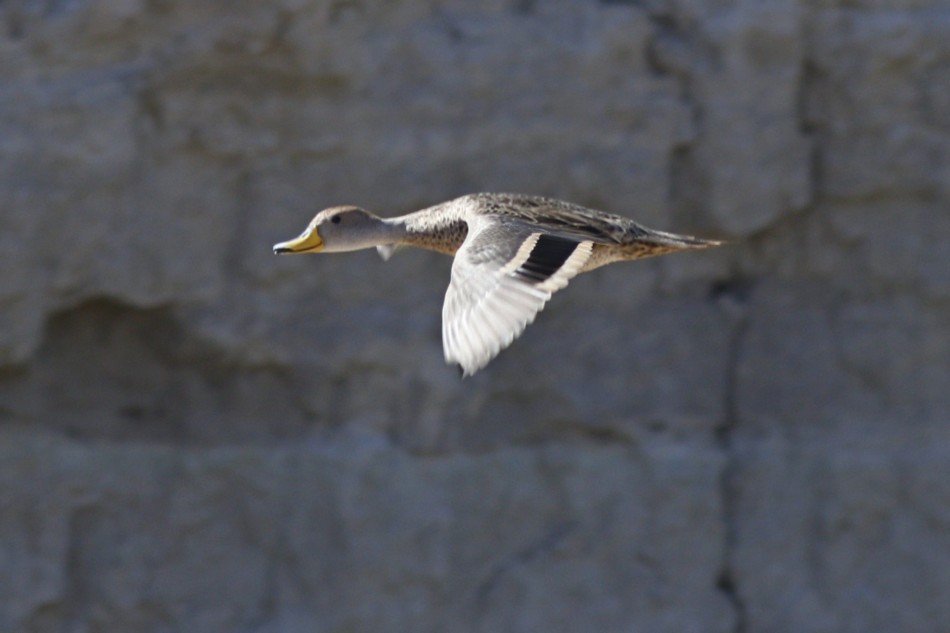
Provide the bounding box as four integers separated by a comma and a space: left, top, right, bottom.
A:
647, 229, 725, 250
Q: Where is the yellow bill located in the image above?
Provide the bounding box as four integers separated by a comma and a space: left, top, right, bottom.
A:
273, 226, 323, 254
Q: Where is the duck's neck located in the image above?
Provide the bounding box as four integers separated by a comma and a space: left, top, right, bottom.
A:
382, 204, 469, 255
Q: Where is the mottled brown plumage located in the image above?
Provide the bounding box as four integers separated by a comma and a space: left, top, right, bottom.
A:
274, 193, 722, 375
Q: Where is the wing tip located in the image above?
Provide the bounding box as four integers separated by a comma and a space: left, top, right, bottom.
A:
445, 350, 487, 378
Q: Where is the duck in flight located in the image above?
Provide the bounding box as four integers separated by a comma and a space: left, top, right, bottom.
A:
274, 193, 722, 376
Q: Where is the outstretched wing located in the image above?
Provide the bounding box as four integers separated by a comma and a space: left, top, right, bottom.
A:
442, 216, 594, 376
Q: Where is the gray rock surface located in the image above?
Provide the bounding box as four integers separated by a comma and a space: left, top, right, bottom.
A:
0, 1, 948, 632
0, 434, 730, 633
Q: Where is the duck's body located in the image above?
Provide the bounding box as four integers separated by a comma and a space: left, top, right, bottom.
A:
274, 193, 721, 376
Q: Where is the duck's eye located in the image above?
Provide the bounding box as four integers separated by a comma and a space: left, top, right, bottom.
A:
331, 216, 341, 224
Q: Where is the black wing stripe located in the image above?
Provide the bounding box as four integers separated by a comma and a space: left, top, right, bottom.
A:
513, 234, 579, 284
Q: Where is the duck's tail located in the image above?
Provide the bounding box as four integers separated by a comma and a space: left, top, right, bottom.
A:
616, 228, 724, 262
644, 228, 726, 251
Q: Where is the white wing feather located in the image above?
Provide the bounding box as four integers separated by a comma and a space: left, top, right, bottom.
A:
442, 217, 593, 376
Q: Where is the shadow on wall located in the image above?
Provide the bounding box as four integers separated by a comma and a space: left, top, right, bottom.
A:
0, 299, 318, 444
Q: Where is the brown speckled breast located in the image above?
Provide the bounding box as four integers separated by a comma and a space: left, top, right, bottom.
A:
404, 218, 469, 255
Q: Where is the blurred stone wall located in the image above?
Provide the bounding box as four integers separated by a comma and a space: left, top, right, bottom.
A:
0, 1, 947, 632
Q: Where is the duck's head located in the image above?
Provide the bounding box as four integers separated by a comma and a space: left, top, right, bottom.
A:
273, 206, 385, 255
